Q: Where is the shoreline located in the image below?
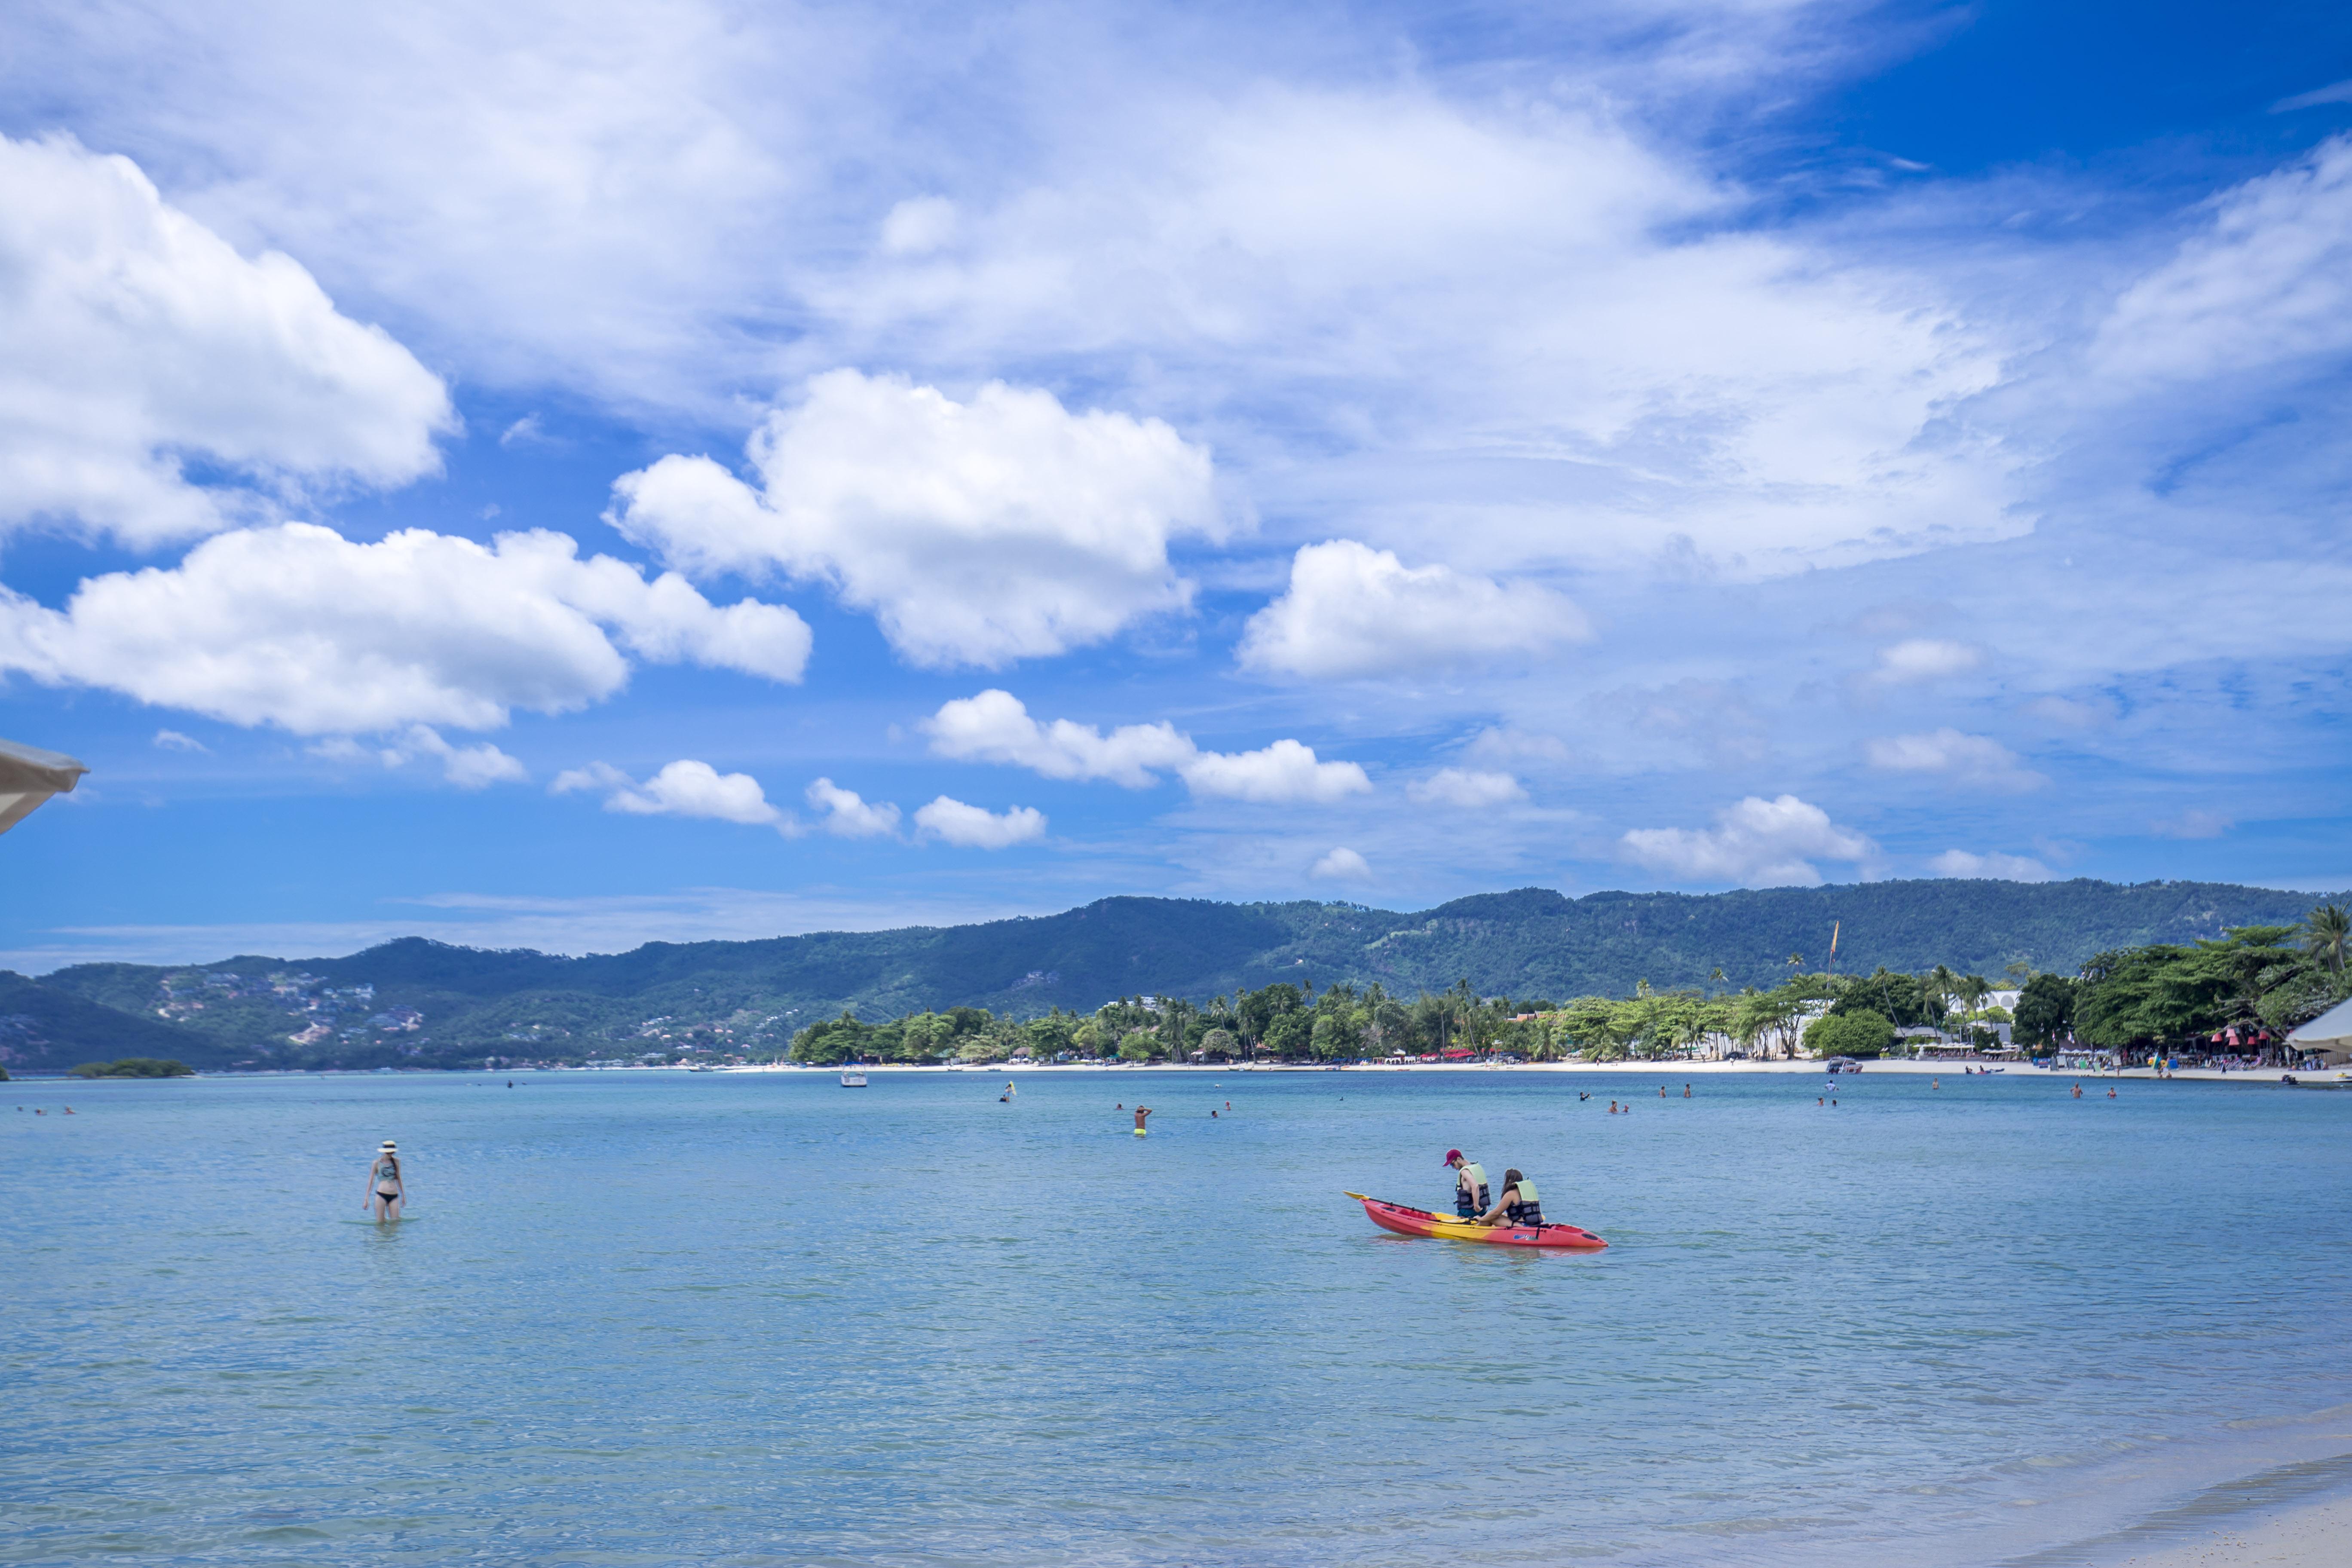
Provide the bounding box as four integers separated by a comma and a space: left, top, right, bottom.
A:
2114, 1491, 2352, 1568
21, 1059, 2331, 1082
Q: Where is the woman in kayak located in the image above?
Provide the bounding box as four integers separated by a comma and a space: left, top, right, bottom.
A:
1477, 1169, 1542, 1228
364, 1140, 405, 1222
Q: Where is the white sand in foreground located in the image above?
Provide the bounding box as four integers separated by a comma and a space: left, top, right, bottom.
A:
2118, 1493, 2352, 1566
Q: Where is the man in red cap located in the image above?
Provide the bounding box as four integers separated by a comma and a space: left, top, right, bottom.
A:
1444, 1149, 1490, 1219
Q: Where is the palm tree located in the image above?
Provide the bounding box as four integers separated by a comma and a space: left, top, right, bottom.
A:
2305, 904, 2351, 977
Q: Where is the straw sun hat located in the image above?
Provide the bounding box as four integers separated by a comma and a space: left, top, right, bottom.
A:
380, 1140, 397, 1151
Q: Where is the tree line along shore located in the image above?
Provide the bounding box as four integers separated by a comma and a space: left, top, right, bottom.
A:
789, 906, 2352, 1069
4, 883, 2337, 1074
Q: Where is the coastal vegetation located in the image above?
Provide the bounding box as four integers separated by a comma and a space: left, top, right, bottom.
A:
1, 883, 2340, 1072
67, 1058, 194, 1078
790, 905, 2352, 1065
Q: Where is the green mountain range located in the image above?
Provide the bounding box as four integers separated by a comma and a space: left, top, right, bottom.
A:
2, 877, 2336, 1073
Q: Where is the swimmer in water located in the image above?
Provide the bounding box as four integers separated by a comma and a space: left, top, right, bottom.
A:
364, 1139, 405, 1222
2072, 1082, 2083, 1099
1132, 1106, 1153, 1135
1003, 1081, 1017, 1099
2107, 1087, 2116, 1099
1684, 1084, 1691, 1098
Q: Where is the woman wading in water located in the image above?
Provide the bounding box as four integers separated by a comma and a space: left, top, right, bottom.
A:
364, 1140, 406, 1221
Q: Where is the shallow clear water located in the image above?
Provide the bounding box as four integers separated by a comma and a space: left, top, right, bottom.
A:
6, 1068, 2352, 1567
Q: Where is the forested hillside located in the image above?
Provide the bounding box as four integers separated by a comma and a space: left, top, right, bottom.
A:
3, 877, 2334, 1072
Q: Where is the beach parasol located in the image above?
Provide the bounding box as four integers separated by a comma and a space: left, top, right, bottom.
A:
2288, 997, 2352, 1052
0, 737, 89, 836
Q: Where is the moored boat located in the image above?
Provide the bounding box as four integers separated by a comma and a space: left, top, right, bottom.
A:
1345, 1191, 1606, 1250
840, 1069, 868, 1087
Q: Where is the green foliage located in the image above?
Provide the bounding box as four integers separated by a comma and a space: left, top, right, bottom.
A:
1805, 1010, 1893, 1059
2305, 904, 2350, 977
2012, 973, 2075, 1047
67, 1057, 193, 1078
17, 880, 2345, 1070
2073, 919, 2346, 1047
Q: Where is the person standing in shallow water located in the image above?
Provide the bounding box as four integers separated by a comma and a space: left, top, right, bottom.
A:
364, 1140, 405, 1221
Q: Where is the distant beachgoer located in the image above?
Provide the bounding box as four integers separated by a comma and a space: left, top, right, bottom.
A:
1477, 1169, 1543, 1227
1444, 1150, 1491, 1218
1210, 1110, 1218, 1118
1003, 1081, 1017, 1099
1932, 1078, 1939, 1090
2107, 1087, 2116, 1099
1132, 1106, 1152, 1135
1658, 1086, 1666, 1098
1684, 1084, 1692, 1098
1579, 1091, 1590, 1101
364, 1140, 405, 1222
1832, 1098, 1838, 1107
64, 1106, 74, 1114
1818, 1097, 1824, 1106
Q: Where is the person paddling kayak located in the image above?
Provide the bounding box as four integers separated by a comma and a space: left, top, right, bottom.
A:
1443, 1149, 1491, 1219
1476, 1168, 1542, 1228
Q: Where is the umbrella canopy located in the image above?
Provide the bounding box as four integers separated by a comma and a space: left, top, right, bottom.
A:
2287, 996, 2352, 1050
0, 738, 89, 836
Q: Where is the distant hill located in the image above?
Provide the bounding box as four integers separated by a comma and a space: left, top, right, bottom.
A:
9, 877, 2337, 1072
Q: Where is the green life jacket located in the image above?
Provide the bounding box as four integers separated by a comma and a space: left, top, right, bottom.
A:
1459, 1161, 1490, 1209
1504, 1178, 1542, 1226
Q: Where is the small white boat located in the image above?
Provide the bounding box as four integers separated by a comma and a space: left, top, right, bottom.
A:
840, 1069, 868, 1087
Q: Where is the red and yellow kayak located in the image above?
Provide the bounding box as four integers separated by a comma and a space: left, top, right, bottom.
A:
1347, 1191, 1607, 1250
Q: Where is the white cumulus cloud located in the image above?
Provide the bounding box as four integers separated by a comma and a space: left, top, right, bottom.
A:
1237, 540, 1590, 680
0, 134, 453, 546
913, 795, 1046, 848
923, 689, 1368, 804
609, 369, 1223, 670
1928, 849, 2053, 882
552, 759, 783, 827
0, 523, 810, 735
1310, 846, 1372, 880
922, 688, 1193, 787
1406, 768, 1526, 809
1622, 794, 1876, 887
380, 725, 528, 789
1864, 729, 2045, 791
1863, 639, 1984, 686
805, 777, 901, 838
1179, 738, 1369, 805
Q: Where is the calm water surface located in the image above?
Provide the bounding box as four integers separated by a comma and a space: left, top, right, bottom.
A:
6, 1068, 2351, 1567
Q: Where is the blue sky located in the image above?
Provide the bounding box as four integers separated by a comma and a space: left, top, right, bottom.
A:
2, 0, 2349, 969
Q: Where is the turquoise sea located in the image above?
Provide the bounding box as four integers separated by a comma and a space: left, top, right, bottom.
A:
6, 1067, 2352, 1567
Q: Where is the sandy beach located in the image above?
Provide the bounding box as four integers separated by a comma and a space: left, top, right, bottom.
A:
2120, 1491, 2352, 1566
719, 1057, 2333, 1084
